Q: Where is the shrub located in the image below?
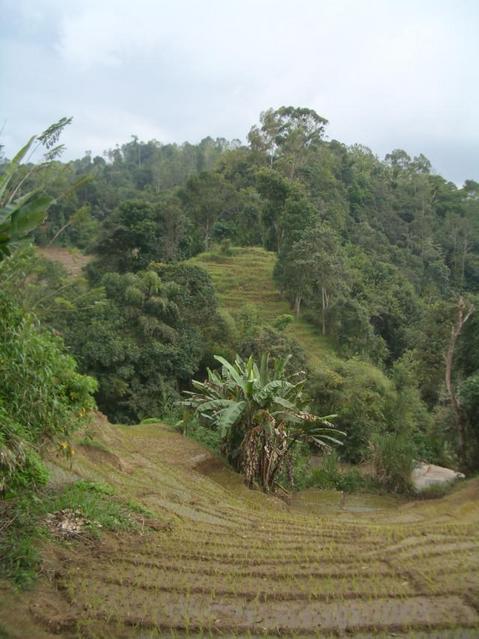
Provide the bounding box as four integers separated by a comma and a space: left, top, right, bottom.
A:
273, 314, 294, 332
370, 432, 415, 494
184, 421, 222, 453
0, 292, 97, 494
308, 451, 374, 492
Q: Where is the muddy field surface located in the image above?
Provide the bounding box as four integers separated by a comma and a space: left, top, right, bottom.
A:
1, 420, 478, 638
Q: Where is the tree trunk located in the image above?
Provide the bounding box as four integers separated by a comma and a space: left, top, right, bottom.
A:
47, 220, 73, 246
294, 294, 302, 318
321, 287, 327, 336
445, 296, 474, 462
204, 220, 210, 251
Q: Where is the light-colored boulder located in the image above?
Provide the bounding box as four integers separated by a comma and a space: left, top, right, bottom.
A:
411, 462, 465, 492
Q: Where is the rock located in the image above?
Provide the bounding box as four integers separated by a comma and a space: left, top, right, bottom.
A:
411, 462, 465, 493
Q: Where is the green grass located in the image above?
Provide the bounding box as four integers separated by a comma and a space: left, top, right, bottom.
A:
77, 436, 111, 453
190, 246, 341, 368
0, 480, 143, 588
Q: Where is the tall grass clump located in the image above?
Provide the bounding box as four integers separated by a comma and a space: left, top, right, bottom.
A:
370, 432, 415, 494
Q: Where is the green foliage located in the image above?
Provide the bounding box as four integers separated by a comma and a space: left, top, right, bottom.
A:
308, 451, 374, 493
7, 106, 479, 476
91, 199, 163, 274
46, 480, 138, 534
184, 420, 223, 453
0, 408, 48, 493
0, 127, 59, 257
239, 325, 308, 377
308, 359, 393, 463
370, 432, 415, 494
0, 292, 97, 494
248, 106, 328, 179
181, 353, 344, 491
0, 493, 44, 588
273, 313, 294, 332
63, 266, 222, 423
386, 352, 433, 439
0, 118, 94, 254
276, 221, 347, 327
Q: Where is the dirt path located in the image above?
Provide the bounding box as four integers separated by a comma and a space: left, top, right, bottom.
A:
1, 419, 478, 638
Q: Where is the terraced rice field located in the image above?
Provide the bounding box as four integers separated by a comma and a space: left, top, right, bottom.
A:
3, 420, 478, 639
189, 247, 378, 374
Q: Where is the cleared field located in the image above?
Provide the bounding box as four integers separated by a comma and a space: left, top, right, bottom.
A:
37, 246, 92, 277
190, 247, 376, 374
1, 419, 478, 638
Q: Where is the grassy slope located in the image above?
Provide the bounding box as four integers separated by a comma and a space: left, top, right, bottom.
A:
190, 246, 383, 376
1, 417, 478, 638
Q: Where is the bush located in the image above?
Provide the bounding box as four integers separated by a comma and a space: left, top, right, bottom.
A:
0, 292, 97, 494
370, 432, 415, 494
308, 359, 393, 463
0, 409, 48, 493
273, 314, 294, 332
308, 451, 374, 493
182, 420, 222, 453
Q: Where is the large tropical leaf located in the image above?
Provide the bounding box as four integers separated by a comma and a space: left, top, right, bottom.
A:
217, 400, 246, 437
214, 355, 245, 390
254, 380, 292, 405
9, 192, 53, 236
0, 136, 36, 204
178, 352, 345, 492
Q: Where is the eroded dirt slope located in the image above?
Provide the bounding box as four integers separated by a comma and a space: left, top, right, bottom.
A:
1, 418, 478, 638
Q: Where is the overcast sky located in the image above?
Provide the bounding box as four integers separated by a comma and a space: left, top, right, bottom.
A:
1, 0, 478, 184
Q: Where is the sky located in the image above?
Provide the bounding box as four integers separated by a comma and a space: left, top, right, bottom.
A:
1, 0, 478, 184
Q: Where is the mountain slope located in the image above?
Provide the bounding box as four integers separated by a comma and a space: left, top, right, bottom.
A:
190, 246, 385, 379
190, 247, 342, 368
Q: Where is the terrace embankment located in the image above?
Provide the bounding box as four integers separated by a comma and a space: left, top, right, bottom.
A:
1, 417, 478, 638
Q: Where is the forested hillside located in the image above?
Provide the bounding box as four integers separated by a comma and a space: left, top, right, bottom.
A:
2, 107, 479, 638
3, 107, 478, 478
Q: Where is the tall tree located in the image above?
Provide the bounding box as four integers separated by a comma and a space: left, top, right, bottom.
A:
248, 107, 328, 178
445, 296, 475, 464
276, 222, 347, 333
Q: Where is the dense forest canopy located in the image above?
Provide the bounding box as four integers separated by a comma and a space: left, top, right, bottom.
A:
1, 107, 479, 492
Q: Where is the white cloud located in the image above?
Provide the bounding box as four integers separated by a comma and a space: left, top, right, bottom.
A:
1, 0, 478, 183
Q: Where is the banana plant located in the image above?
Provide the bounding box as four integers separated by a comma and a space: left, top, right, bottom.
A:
180, 353, 345, 492
0, 117, 89, 259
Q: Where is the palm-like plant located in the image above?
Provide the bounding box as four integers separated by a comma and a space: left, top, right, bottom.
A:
0, 118, 89, 259
181, 353, 344, 492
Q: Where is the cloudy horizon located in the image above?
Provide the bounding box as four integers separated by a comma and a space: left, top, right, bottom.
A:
1, 0, 478, 185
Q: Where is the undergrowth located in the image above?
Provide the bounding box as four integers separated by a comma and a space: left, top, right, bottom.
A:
184, 421, 223, 453
306, 451, 381, 493
0, 480, 144, 588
